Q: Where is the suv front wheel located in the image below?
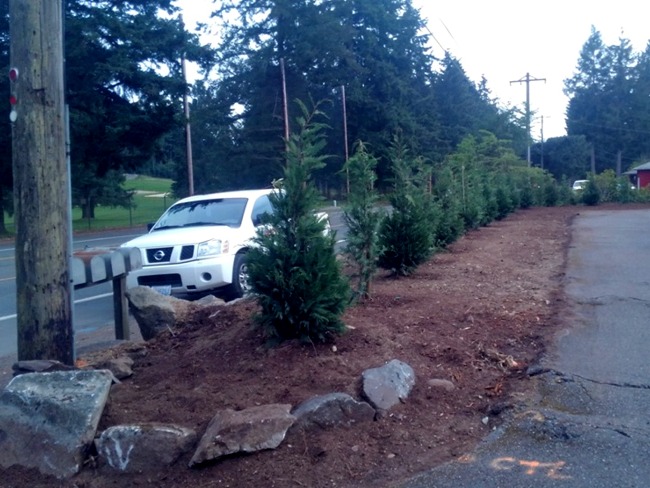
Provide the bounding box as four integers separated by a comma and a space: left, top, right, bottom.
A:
224, 253, 250, 301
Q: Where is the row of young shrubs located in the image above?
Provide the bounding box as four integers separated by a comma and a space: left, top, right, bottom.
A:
572, 170, 650, 206
244, 101, 648, 346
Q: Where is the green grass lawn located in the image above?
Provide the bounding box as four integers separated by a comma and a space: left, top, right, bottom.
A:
2, 175, 178, 235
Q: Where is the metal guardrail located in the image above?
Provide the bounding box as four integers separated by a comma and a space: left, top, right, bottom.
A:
71, 247, 141, 341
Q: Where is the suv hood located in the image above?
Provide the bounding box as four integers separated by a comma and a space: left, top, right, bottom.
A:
122, 225, 248, 248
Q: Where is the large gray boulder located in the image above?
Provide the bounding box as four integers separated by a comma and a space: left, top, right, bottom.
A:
291, 392, 376, 431
96, 423, 197, 472
189, 404, 295, 467
0, 370, 114, 478
126, 286, 224, 340
361, 359, 416, 411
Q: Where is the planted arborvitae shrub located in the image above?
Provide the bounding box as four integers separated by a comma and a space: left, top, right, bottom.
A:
557, 176, 574, 205
581, 177, 600, 206
434, 198, 463, 248
519, 183, 534, 208
508, 180, 521, 210
481, 183, 498, 224
378, 135, 435, 276
495, 184, 512, 220
616, 178, 636, 203
543, 180, 559, 207
246, 100, 349, 344
343, 141, 383, 301
460, 191, 484, 230
432, 166, 466, 246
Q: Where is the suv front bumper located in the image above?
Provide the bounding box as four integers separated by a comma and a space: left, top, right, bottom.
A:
126, 253, 235, 294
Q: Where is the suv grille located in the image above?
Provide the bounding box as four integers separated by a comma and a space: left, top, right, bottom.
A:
180, 245, 194, 260
146, 247, 173, 263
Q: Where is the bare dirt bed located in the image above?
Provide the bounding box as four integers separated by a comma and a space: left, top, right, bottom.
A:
6, 205, 598, 488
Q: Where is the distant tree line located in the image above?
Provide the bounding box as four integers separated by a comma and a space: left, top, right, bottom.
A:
1, 1, 650, 235
532, 28, 650, 182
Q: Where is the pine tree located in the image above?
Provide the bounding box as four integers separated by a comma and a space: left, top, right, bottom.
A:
246, 100, 349, 344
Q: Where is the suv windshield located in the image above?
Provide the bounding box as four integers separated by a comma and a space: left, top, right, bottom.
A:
153, 198, 248, 230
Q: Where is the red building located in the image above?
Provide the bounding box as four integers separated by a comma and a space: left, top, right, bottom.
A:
627, 162, 650, 189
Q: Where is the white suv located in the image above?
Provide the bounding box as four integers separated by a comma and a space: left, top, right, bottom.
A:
121, 188, 278, 299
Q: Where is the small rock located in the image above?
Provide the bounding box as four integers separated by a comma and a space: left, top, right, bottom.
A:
291, 393, 375, 431
91, 356, 134, 380
361, 359, 415, 411
12, 360, 74, 376
427, 379, 455, 391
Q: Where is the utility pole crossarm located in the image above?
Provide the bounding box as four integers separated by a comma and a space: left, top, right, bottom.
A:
510, 73, 546, 167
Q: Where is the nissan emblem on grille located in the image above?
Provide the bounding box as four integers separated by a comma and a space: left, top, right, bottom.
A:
153, 250, 166, 261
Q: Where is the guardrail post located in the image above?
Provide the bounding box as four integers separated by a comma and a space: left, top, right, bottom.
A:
72, 247, 141, 342
112, 274, 129, 340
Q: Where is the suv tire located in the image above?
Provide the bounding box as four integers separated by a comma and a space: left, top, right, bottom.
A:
225, 252, 249, 300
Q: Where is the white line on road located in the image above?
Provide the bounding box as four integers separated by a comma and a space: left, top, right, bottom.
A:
0, 292, 114, 322
75, 292, 113, 303
75, 234, 141, 246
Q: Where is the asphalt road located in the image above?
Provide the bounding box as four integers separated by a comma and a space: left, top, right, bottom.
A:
0, 227, 146, 360
399, 208, 650, 488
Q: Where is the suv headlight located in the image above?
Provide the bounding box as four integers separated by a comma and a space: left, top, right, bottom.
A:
197, 239, 228, 257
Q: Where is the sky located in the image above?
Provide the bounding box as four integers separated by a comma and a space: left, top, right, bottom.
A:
176, 0, 650, 140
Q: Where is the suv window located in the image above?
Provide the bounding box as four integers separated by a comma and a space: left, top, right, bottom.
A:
153, 198, 248, 230
251, 195, 274, 226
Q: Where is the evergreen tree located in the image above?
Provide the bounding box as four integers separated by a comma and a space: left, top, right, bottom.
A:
565, 27, 646, 174
343, 141, 383, 300
210, 0, 441, 188
246, 100, 349, 344
446, 135, 486, 229
430, 165, 465, 247
532, 135, 591, 182
630, 42, 650, 159
435, 53, 489, 154
378, 134, 434, 276
64, 0, 212, 216
565, 28, 610, 171
172, 83, 246, 196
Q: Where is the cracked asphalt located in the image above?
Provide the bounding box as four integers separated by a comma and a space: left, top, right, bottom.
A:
398, 208, 650, 488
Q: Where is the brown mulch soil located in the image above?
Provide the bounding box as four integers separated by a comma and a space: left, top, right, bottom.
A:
5, 204, 616, 488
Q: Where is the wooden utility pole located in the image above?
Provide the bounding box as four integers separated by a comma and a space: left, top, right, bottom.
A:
540, 115, 546, 170
182, 53, 194, 196
341, 85, 350, 195
510, 73, 545, 167
10, 0, 74, 364
280, 58, 289, 144
180, 16, 194, 196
